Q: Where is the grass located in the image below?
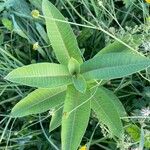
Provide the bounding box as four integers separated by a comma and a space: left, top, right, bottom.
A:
0, 0, 150, 149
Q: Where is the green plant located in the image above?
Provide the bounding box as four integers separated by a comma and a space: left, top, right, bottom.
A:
4, 0, 150, 150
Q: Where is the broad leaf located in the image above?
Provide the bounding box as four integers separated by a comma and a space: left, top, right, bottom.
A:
11, 87, 66, 117
49, 105, 63, 132
81, 52, 150, 80
99, 87, 127, 117
91, 87, 124, 138
5, 63, 72, 88
72, 75, 87, 93
62, 85, 91, 150
42, 0, 83, 65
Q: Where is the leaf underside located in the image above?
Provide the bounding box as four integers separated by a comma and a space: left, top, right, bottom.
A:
81, 52, 150, 80
5, 63, 72, 88
62, 85, 91, 150
91, 87, 124, 138
99, 87, 127, 117
42, 0, 82, 65
11, 86, 66, 117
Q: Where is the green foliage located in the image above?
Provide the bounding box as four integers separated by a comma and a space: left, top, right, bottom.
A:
145, 135, 150, 148
11, 87, 66, 117
98, 87, 127, 118
3, 0, 150, 150
81, 52, 150, 80
91, 87, 124, 138
49, 105, 63, 132
72, 75, 87, 93
126, 124, 150, 148
2, 18, 13, 30
126, 124, 141, 141
68, 57, 80, 75
42, 0, 83, 65
62, 85, 91, 150
95, 35, 142, 57
5, 63, 72, 88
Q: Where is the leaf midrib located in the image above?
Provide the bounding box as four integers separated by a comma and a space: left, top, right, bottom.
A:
68, 98, 77, 150
82, 61, 150, 74
7, 74, 71, 79
47, 4, 70, 60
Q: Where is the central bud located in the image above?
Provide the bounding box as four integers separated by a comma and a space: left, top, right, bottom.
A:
68, 57, 80, 76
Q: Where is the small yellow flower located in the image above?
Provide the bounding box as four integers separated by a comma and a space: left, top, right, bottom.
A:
31, 10, 40, 18
33, 42, 39, 50
79, 145, 87, 150
145, 0, 150, 4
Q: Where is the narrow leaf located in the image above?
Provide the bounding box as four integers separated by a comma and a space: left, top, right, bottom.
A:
11, 87, 66, 117
91, 87, 124, 138
5, 63, 72, 88
99, 87, 127, 117
11, 15, 28, 39
62, 85, 91, 150
81, 52, 150, 81
42, 0, 82, 65
35, 23, 49, 43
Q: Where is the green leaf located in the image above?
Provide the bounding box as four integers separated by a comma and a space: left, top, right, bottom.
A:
95, 35, 143, 57
62, 85, 91, 150
5, 63, 72, 88
11, 15, 28, 39
99, 87, 127, 117
11, 87, 66, 117
72, 75, 87, 93
125, 124, 141, 141
91, 87, 124, 138
2, 18, 13, 30
29, 0, 42, 10
35, 23, 49, 44
68, 57, 80, 75
145, 135, 150, 148
95, 39, 129, 57
49, 105, 63, 132
81, 52, 150, 81
42, 0, 82, 65
5, 0, 30, 15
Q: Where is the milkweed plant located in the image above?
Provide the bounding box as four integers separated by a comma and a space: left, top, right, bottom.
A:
4, 0, 150, 150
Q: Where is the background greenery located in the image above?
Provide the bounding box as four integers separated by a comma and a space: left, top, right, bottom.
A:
0, 0, 150, 149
